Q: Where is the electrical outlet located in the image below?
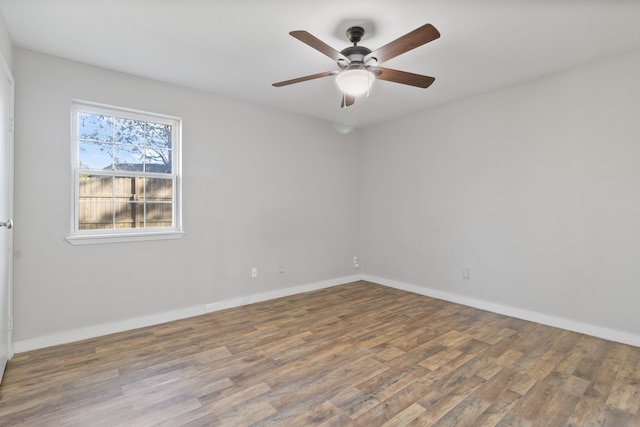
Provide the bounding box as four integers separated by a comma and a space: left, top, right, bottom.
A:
279, 264, 285, 274
353, 256, 360, 269
251, 267, 258, 278
463, 267, 470, 279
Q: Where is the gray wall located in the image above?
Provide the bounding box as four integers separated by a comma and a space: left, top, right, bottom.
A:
361, 49, 640, 339
11, 43, 640, 350
13, 49, 361, 345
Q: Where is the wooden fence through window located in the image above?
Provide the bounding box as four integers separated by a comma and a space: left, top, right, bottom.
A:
78, 176, 173, 230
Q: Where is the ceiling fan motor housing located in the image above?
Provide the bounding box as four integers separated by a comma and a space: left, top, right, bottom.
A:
338, 45, 372, 69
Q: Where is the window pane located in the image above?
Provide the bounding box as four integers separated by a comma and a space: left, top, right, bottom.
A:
114, 145, 144, 171
78, 175, 113, 198
112, 176, 136, 200
144, 177, 173, 201
114, 201, 142, 229
147, 122, 172, 150
114, 117, 144, 146
145, 202, 173, 227
79, 141, 113, 170
145, 148, 172, 173
78, 201, 113, 230
79, 113, 113, 142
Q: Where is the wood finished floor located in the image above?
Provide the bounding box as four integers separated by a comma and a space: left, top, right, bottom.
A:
1, 281, 640, 426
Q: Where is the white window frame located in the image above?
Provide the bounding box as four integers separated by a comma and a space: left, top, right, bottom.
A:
66, 100, 184, 245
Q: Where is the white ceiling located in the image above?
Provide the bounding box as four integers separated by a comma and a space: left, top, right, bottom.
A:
1, 0, 639, 128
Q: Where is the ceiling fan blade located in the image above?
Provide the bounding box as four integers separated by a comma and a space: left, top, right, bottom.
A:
272, 71, 338, 87
365, 24, 440, 64
340, 93, 356, 109
290, 31, 349, 62
373, 67, 435, 88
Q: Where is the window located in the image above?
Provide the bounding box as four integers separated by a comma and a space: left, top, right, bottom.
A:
67, 101, 183, 245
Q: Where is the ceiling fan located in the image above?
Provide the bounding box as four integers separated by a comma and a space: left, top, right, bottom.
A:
272, 23, 440, 108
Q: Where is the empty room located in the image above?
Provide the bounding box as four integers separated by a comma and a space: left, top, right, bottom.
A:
1, 0, 640, 425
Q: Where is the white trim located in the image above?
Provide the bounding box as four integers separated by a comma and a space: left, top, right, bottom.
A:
13, 275, 363, 353
14, 273, 640, 353
0, 49, 14, 365
203, 274, 362, 313
363, 274, 640, 348
71, 100, 181, 126
66, 230, 185, 245
14, 305, 207, 355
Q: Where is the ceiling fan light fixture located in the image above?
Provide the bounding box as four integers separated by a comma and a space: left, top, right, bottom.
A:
336, 66, 374, 96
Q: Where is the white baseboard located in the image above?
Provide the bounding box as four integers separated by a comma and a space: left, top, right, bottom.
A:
203, 275, 363, 312
18, 273, 636, 353
13, 305, 206, 354
363, 274, 640, 348
13, 275, 363, 354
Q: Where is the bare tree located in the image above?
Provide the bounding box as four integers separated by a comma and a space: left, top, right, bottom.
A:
79, 113, 172, 173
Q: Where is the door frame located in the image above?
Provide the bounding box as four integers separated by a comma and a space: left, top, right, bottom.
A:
0, 49, 15, 371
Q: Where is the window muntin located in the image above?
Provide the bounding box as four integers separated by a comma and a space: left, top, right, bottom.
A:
69, 101, 182, 243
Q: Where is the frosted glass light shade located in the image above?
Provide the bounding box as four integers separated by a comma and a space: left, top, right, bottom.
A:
336, 68, 374, 96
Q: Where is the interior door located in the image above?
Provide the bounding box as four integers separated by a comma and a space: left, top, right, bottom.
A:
0, 54, 14, 384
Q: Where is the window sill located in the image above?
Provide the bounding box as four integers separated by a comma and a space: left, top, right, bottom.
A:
66, 230, 185, 245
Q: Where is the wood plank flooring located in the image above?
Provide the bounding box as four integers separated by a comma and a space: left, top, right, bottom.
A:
1, 281, 640, 426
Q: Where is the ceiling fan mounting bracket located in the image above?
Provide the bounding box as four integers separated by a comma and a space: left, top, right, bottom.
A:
346, 26, 365, 45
